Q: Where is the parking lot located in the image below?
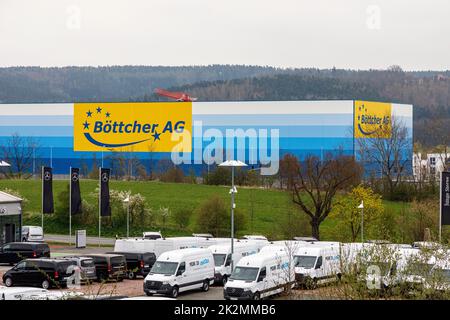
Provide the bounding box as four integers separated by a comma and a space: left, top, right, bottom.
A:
0, 244, 331, 300
0, 244, 243, 300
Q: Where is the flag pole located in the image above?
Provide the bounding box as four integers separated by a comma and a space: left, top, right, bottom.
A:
69, 166, 72, 247
98, 167, 101, 247
41, 166, 44, 232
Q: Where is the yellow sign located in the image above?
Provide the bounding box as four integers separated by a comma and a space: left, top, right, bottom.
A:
354, 101, 392, 138
73, 102, 192, 152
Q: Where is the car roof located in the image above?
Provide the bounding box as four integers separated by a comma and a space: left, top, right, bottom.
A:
236, 251, 288, 267
85, 253, 124, 258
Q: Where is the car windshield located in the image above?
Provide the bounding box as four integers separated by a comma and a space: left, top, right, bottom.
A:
213, 254, 227, 267
150, 261, 179, 275
230, 267, 259, 281
294, 255, 317, 269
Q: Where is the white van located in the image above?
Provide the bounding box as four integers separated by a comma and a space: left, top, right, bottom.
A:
115, 236, 229, 258
242, 235, 268, 241
223, 250, 295, 300
209, 240, 268, 285
143, 248, 214, 298
293, 244, 341, 288
21, 226, 44, 242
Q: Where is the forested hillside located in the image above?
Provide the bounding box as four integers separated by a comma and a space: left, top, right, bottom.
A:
0, 65, 449, 146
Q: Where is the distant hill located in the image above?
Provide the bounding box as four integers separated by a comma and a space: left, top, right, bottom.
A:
0, 65, 449, 146
144, 70, 450, 147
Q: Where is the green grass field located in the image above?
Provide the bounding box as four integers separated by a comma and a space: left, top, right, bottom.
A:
0, 179, 406, 240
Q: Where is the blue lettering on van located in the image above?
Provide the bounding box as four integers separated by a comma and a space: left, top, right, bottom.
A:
200, 258, 209, 266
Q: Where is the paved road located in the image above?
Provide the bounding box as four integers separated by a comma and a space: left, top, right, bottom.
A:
45, 234, 116, 246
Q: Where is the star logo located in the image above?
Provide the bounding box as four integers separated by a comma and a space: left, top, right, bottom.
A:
96, 107, 102, 114
86, 110, 92, 117
83, 121, 90, 130
44, 171, 51, 180
105, 112, 111, 118
72, 173, 79, 182
151, 131, 161, 141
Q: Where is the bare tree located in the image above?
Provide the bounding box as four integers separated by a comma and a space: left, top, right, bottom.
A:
1, 133, 39, 179
291, 153, 362, 240
357, 117, 411, 199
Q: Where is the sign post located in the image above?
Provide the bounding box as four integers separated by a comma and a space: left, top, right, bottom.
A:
440, 171, 450, 242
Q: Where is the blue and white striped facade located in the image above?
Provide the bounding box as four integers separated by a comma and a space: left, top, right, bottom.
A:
0, 101, 413, 176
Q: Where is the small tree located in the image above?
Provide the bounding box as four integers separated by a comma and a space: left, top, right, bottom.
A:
330, 185, 384, 242
196, 196, 228, 236
291, 153, 362, 240
1, 133, 39, 179
357, 118, 411, 200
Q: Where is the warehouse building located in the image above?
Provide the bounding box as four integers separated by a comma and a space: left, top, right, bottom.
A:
0, 100, 413, 176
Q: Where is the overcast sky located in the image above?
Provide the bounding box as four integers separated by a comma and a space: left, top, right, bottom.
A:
0, 0, 449, 70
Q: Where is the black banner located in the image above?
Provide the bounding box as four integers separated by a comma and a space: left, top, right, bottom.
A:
441, 171, 450, 226
42, 166, 54, 214
70, 168, 82, 215
100, 168, 111, 217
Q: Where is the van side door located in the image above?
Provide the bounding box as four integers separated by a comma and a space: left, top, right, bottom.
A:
257, 267, 267, 294
176, 262, 187, 288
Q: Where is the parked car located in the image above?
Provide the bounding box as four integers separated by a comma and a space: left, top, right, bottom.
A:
0, 286, 50, 300
84, 254, 127, 282
21, 226, 44, 242
2, 258, 77, 289
0, 242, 50, 265
144, 248, 214, 298
142, 231, 162, 240
61, 256, 97, 283
107, 251, 156, 279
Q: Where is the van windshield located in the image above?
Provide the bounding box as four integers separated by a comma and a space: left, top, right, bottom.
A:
230, 267, 259, 281
150, 261, 179, 275
294, 255, 317, 269
213, 254, 227, 267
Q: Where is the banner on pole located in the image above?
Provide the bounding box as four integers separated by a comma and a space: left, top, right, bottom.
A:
70, 168, 82, 215
42, 167, 54, 214
441, 171, 450, 226
100, 168, 111, 217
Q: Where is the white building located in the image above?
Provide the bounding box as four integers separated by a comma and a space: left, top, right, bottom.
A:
0, 191, 23, 245
413, 152, 449, 180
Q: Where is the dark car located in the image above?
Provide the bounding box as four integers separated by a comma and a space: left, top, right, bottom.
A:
84, 254, 127, 282
0, 242, 50, 265
107, 251, 156, 279
2, 258, 77, 289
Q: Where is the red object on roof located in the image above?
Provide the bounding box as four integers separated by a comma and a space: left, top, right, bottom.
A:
154, 88, 197, 102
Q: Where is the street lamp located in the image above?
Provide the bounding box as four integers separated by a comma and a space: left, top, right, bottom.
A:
123, 196, 130, 238
219, 160, 247, 271
358, 201, 364, 242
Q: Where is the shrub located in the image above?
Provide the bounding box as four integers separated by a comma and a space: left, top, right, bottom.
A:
160, 167, 184, 183
173, 208, 193, 229
195, 196, 247, 237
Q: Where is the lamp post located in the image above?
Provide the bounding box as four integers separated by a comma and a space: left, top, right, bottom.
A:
358, 201, 364, 242
123, 196, 130, 238
219, 160, 247, 271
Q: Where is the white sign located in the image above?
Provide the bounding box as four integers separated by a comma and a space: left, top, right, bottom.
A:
76, 230, 86, 248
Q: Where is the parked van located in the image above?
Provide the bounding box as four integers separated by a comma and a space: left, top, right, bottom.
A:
223, 250, 295, 300
294, 244, 341, 288
114, 236, 229, 258
143, 248, 214, 298
61, 256, 97, 283
21, 226, 44, 242
209, 240, 268, 285
84, 254, 127, 282
2, 258, 77, 289
0, 242, 50, 265
107, 251, 156, 279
